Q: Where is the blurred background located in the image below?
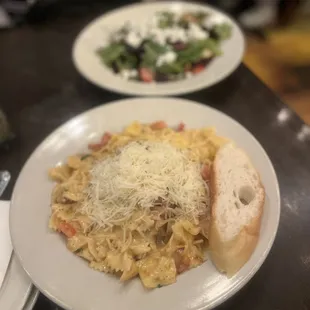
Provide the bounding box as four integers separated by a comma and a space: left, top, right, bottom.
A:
1, 0, 310, 123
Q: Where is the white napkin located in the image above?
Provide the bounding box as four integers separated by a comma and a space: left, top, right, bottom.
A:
0, 201, 12, 289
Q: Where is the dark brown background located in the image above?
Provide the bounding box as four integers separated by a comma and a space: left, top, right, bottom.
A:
1, 1, 310, 310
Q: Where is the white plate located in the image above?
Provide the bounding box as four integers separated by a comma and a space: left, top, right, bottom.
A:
10, 98, 280, 310
73, 2, 245, 96
0, 254, 34, 310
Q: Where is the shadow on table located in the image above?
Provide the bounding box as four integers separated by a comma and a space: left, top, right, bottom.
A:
74, 65, 242, 109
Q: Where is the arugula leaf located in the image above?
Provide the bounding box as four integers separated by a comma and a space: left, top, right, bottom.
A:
211, 23, 232, 40
177, 39, 221, 64
146, 40, 169, 54
81, 154, 90, 160
96, 43, 126, 66
203, 38, 222, 55
141, 41, 168, 68
177, 19, 189, 29
194, 12, 209, 24
122, 51, 138, 69
157, 11, 175, 29
114, 59, 125, 72
141, 45, 157, 68
177, 41, 205, 64
158, 61, 183, 74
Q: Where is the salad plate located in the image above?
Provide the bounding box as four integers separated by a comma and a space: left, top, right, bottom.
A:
73, 1, 245, 95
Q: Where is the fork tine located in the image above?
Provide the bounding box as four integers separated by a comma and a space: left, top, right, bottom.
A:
0, 171, 11, 197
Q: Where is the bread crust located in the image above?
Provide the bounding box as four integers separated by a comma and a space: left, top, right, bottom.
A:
209, 153, 265, 277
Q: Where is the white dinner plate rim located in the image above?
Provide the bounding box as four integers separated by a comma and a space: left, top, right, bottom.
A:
72, 1, 246, 96
10, 97, 280, 310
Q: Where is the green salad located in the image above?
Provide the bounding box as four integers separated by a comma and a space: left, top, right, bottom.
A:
96, 10, 232, 83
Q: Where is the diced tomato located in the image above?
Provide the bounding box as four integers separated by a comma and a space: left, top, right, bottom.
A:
88, 143, 102, 151
100, 132, 112, 145
58, 222, 76, 238
139, 68, 154, 83
173, 249, 190, 274
177, 122, 185, 132
201, 164, 210, 181
150, 121, 167, 130
177, 261, 190, 274
88, 132, 112, 151
191, 64, 206, 75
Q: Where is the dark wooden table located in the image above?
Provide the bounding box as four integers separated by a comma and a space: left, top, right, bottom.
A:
1, 1, 310, 310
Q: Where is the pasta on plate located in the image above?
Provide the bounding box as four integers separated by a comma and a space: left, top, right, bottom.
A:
48, 121, 228, 288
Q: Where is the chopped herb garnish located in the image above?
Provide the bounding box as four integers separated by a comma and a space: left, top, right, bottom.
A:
81, 154, 91, 160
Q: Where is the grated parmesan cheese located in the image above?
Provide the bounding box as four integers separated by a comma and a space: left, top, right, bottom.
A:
82, 141, 209, 228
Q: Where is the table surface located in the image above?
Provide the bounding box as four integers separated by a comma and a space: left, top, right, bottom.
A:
1, 1, 310, 310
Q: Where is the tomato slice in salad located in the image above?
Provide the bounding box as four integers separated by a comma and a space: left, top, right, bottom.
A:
139, 68, 154, 83
191, 64, 206, 75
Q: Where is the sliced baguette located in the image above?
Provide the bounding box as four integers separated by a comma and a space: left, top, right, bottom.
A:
209, 143, 265, 277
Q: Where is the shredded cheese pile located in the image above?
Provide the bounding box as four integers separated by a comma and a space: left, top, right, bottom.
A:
82, 141, 209, 228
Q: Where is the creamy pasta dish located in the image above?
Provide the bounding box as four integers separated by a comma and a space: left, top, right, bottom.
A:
48, 121, 227, 288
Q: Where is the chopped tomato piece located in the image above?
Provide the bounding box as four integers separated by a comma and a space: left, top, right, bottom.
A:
173, 249, 190, 274
88, 143, 102, 151
150, 121, 167, 130
58, 222, 76, 238
191, 64, 206, 75
201, 164, 210, 181
177, 122, 185, 132
177, 261, 190, 274
100, 132, 112, 145
88, 132, 112, 151
139, 68, 154, 83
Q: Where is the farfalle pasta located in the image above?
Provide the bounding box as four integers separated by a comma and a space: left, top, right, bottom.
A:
48, 121, 227, 288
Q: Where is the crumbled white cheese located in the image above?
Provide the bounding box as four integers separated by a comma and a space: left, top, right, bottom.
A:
164, 27, 188, 43
138, 26, 148, 39
156, 51, 177, 67
82, 141, 208, 228
125, 31, 142, 48
202, 48, 213, 58
120, 69, 138, 80
148, 27, 166, 46
187, 23, 208, 40
150, 15, 159, 26
203, 15, 226, 29
146, 24, 188, 46
121, 12, 214, 49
